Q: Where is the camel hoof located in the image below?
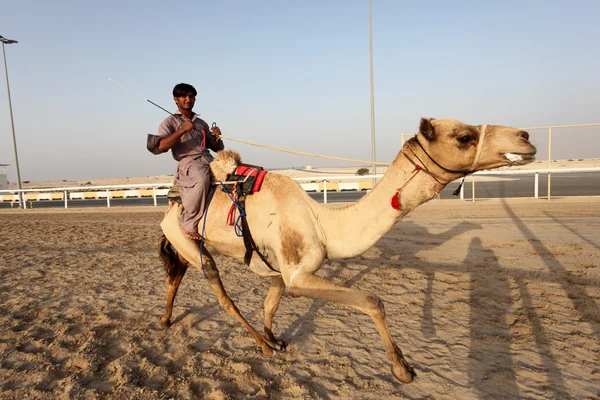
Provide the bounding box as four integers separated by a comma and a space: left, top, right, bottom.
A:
261, 334, 287, 352
257, 345, 274, 357
160, 317, 172, 329
392, 358, 416, 384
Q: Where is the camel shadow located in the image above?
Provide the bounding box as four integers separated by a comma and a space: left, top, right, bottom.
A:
279, 212, 588, 397
381, 219, 571, 398
395, 220, 483, 338
463, 236, 522, 398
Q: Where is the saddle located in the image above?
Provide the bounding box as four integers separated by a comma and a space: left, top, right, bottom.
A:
167, 163, 273, 270
221, 163, 268, 198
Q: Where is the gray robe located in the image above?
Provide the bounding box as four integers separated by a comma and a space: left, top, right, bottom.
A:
147, 112, 224, 233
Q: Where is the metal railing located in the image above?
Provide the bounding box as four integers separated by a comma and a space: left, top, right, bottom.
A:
0, 183, 170, 209
1, 167, 598, 208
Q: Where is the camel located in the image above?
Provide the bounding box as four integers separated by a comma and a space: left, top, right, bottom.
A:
157, 117, 536, 383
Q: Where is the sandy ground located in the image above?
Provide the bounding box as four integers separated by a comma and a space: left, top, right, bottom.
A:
0, 199, 599, 399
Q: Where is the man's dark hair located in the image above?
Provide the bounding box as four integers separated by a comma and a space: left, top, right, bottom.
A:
173, 83, 197, 97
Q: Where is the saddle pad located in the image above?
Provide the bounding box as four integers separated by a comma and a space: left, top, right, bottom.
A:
233, 165, 268, 193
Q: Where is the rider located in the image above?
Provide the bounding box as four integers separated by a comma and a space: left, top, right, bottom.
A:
147, 83, 224, 240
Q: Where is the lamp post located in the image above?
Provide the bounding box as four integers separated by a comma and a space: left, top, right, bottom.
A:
368, 0, 377, 187
0, 35, 24, 208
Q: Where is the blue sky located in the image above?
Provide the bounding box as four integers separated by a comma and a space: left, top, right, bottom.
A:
1, 0, 599, 181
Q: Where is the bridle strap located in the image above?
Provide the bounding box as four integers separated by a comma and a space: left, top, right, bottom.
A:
402, 152, 445, 185
469, 124, 487, 171
414, 124, 488, 175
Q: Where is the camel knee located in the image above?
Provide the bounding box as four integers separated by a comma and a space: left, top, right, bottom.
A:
204, 267, 220, 280
201, 257, 220, 280
364, 295, 385, 318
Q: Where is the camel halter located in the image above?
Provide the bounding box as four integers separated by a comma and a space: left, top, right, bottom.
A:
414, 125, 488, 175
390, 125, 488, 211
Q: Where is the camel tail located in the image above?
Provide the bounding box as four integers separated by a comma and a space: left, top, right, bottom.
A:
159, 234, 186, 283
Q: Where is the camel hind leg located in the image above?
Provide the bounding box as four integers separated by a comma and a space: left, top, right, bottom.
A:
158, 235, 189, 328
288, 273, 416, 384
263, 276, 287, 348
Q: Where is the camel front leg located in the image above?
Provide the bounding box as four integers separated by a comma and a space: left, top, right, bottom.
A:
200, 250, 284, 356
263, 276, 287, 348
288, 273, 416, 384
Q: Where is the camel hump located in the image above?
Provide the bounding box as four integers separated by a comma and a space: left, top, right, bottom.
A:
211, 150, 242, 182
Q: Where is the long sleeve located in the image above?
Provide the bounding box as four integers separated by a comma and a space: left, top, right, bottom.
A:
146, 134, 165, 155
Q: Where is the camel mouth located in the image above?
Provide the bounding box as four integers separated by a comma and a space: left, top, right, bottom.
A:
503, 152, 536, 165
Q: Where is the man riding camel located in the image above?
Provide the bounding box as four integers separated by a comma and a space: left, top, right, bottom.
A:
147, 83, 224, 240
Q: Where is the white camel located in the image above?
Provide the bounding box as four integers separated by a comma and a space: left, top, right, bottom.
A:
157, 117, 537, 383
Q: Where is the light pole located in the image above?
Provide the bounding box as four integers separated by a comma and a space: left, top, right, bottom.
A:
368, 0, 377, 187
0, 35, 24, 208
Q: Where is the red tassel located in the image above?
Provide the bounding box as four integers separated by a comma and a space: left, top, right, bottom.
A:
390, 192, 401, 210
227, 203, 235, 225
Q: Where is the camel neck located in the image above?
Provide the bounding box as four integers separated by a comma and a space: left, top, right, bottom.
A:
314, 145, 447, 259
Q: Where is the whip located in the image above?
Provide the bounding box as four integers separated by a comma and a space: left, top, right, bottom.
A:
107, 78, 390, 166
108, 78, 175, 116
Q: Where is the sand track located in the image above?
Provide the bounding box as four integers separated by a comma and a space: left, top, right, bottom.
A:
0, 199, 599, 399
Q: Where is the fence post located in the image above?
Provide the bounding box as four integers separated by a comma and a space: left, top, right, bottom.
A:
64, 191, 68, 209
534, 172, 539, 199
323, 179, 328, 204
153, 187, 157, 207
106, 190, 111, 208
460, 181, 465, 200
471, 175, 476, 202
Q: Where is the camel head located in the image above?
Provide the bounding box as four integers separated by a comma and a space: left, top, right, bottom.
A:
414, 118, 537, 174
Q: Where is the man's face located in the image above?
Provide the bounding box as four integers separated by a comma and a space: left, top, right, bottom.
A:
174, 93, 196, 111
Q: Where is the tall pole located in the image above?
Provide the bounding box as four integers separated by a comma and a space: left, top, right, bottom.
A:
547, 127, 552, 201
1, 39, 23, 208
368, 0, 377, 187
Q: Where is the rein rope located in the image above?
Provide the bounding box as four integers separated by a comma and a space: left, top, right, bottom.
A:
198, 181, 246, 278
221, 135, 390, 166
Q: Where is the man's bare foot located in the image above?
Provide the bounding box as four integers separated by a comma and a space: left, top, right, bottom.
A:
181, 228, 202, 241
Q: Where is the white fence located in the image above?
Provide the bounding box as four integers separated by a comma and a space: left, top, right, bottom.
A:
1, 167, 598, 209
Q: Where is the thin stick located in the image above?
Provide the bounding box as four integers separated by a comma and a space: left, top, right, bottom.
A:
108, 78, 174, 116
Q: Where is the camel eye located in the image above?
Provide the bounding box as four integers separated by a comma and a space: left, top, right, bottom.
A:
458, 135, 471, 144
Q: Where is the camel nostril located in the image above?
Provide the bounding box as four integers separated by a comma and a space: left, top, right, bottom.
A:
518, 130, 530, 141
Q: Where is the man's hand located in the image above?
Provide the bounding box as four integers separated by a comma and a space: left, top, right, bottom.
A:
211, 125, 222, 140
181, 120, 194, 133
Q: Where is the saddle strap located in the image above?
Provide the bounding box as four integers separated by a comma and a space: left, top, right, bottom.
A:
238, 197, 278, 272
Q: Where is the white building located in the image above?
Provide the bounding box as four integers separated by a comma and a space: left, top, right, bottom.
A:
0, 164, 8, 190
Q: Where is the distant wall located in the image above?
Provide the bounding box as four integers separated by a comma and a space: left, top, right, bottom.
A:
0, 173, 7, 190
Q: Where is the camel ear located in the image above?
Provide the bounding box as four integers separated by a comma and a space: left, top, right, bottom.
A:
419, 118, 437, 141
